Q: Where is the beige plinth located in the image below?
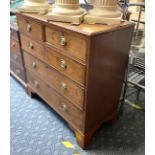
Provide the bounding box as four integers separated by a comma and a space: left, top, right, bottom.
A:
84, 0, 122, 25
46, 0, 87, 24
17, 0, 50, 14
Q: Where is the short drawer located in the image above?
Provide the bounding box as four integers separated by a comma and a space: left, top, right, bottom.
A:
10, 28, 18, 40
27, 71, 84, 130
20, 34, 45, 59
24, 52, 85, 110
10, 38, 20, 53
10, 60, 26, 82
10, 52, 23, 66
17, 15, 43, 41
45, 26, 87, 61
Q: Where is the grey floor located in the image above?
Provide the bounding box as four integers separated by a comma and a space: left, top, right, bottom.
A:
10, 77, 145, 155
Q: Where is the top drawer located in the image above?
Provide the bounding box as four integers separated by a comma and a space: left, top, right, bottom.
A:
45, 26, 87, 61
17, 15, 43, 41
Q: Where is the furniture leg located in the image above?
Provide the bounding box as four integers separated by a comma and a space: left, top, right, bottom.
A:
75, 130, 93, 149
26, 84, 35, 97
68, 124, 95, 149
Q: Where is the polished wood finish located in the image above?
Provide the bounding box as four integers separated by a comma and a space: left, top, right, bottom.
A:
17, 15, 43, 41
27, 71, 84, 131
20, 34, 45, 60
10, 19, 27, 86
17, 13, 132, 36
84, 27, 134, 132
21, 34, 86, 85
45, 46, 86, 85
45, 26, 88, 61
17, 12, 134, 149
24, 52, 85, 110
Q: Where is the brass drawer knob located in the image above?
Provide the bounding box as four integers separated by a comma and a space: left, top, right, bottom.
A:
61, 103, 68, 112
59, 36, 67, 46
11, 42, 15, 47
34, 80, 39, 88
29, 42, 33, 49
59, 59, 67, 69
15, 69, 20, 74
14, 54, 18, 60
27, 23, 31, 32
60, 82, 67, 91
32, 61, 37, 69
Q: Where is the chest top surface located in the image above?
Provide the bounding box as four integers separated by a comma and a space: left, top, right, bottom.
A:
17, 13, 134, 37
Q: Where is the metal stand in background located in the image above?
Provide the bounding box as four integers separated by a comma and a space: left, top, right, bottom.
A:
119, 56, 145, 114
120, 0, 145, 38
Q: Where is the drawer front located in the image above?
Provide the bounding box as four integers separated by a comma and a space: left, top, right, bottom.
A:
45, 47, 85, 85
17, 16, 43, 41
27, 71, 84, 130
10, 38, 20, 53
21, 33, 85, 85
10, 60, 26, 82
10, 28, 18, 40
24, 52, 85, 110
45, 26, 87, 61
20, 34, 45, 59
10, 52, 23, 66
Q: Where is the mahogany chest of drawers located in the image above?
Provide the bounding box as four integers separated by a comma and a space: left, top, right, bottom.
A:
16, 13, 134, 149
10, 15, 26, 87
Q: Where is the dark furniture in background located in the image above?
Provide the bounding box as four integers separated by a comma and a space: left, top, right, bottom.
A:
10, 15, 27, 87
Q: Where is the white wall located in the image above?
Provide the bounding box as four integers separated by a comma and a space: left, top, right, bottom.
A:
79, 0, 85, 4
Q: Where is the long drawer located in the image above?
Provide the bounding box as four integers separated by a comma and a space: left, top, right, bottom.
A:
24, 52, 85, 110
27, 70, 84, 130
45, 46, 86, 86
45, 26, 87, 61
10, 60, 26, 82
20, 34, 86, 85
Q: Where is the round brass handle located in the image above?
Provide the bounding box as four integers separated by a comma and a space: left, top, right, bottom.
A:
59, 36, 67, 46
34, 80, 39, 88
60, 82, 67, 91
27, 23, 31, 32
59, 59, 67, 69
14, 54, 18, 60
11, 42, 15, 47
32, 62, 37, 69
29, 42, 33, 49
61, 103, 68, 112
15, 69, 20, 74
